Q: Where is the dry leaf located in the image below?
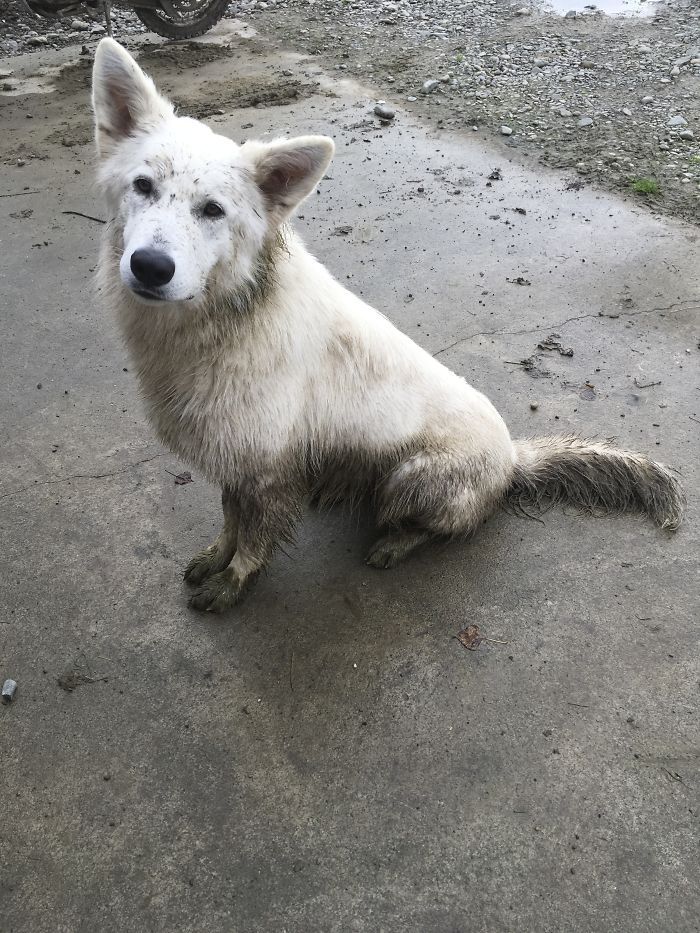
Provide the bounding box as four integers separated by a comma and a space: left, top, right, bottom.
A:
456, 624, 482, 651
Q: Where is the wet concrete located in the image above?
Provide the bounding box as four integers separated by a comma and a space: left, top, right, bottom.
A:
0, 27, 698, 933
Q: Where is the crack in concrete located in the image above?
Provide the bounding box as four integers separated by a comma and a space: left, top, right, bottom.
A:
431, 299, 700, 358
0, 453, 166, 501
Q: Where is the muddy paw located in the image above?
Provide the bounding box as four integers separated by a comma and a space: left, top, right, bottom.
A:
183, 545, 230, 586
365, 538, 401, 569
188, 569, 248, 613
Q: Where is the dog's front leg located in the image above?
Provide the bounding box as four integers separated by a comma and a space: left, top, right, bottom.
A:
183, 486, 240, 586
188, 475, 303, 613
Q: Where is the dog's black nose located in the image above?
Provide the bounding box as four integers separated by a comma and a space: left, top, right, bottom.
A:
130, 248, 175, 288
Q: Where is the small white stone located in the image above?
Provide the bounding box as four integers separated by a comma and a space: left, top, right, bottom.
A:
578, 117, 594, 128
501, 125, 513, 136
679, 130, 694, 140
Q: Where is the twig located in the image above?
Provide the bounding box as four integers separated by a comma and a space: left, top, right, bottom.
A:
633, 378, 662, 389
62, 210, 106, 224
289, 649, 295, 693
482, 636, 509, 645
567, 701, 589, 708
690, 416, 700, 425
0, 190, 39, 198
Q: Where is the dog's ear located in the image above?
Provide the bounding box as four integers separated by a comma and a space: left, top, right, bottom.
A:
244, 136, 335, 224
92, 38, 173, 158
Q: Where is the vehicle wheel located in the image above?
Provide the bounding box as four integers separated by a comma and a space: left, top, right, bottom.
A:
134, 0, 231, 39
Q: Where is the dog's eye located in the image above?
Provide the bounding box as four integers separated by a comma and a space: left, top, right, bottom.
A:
134, 177, 153, 195
202, 201, 224, 219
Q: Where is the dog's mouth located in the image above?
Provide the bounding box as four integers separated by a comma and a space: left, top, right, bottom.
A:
132, 287, 167, 302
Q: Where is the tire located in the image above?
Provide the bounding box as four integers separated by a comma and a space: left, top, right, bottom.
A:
134, 0, 231, 39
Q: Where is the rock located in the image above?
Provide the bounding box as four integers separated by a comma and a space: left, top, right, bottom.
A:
406, 95, 417, 102
27, 36, 48, 46
530, 402, 539, 411
670, 66, 680, 77
514, 7, 532, 14
71, 18, 90, 30
621, 107, 632, 117
501, 125, 513, 136
558, 108, 572, 118
0, 69, 13, 79
580, 59, 596, 69
533, 57, 549, 68
638, 44, 652, 54
374, 103, 395, 120
578, 117, 594, 128
668, 114, 688, 126
564, 10, 577, 17
641, 95, 654, 104
91, 24, 106, 34
679, 130, 694, 140
421, 80, 441, 94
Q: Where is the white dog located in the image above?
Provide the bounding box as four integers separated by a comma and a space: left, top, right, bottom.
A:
92, 39, 683, 612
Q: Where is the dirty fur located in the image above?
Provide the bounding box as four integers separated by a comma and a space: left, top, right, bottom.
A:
92, 39, 684, 612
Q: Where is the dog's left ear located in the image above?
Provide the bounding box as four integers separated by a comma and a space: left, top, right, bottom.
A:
243, 136, 335, 224
92, 38, 173, 158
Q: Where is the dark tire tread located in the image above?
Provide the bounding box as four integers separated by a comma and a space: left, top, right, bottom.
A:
134, 0, 230, 39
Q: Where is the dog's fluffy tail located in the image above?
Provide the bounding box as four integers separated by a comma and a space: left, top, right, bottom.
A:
507, 435, 684, 530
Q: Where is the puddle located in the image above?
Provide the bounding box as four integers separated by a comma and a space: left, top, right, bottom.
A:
541, 0, 658, 15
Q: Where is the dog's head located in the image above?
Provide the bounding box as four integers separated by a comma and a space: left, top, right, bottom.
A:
92, 39, 334, 307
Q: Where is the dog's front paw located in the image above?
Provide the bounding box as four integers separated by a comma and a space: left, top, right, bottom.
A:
188, 568, 250, 613
184, 545, 231, 587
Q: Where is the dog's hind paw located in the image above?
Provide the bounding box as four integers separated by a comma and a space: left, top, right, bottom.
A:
183, 545, 232, 587
188, 568, 252, 613
365, 530, 431, 569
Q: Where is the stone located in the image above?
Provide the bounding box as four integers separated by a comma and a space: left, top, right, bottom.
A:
374, 103, 395, 120
71, 19, 90, 30
641, 95, 654, 104
578, 117, 594, 128
421, 80, 441, 94
27, 36, 48, 46
679, 130, 694, 140
501, 125, 513, 135
668, 115, 688, 126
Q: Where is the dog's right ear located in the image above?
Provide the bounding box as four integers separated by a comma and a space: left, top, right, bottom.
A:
92, 38, 173, 158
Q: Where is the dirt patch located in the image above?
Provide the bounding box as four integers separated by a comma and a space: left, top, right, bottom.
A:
175, 78, 319, 118
137, 41, 235, 70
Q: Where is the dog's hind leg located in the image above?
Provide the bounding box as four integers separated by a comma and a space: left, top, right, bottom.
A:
183, 487, 239, 586
367, 448, 511, 568
189, 474, 303, 612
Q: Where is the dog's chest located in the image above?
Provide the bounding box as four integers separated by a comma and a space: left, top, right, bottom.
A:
136, 342, 297, 481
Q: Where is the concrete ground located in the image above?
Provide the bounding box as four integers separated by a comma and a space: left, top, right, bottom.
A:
1, 24, 698, 933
